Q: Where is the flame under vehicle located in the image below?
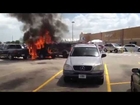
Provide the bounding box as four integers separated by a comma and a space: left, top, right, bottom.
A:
26, 32, 57, 60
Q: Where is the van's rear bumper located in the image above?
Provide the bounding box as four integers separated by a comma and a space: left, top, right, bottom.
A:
63, 70, 104, 79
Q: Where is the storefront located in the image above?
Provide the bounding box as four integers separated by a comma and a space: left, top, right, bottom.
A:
79, 26, 140, 45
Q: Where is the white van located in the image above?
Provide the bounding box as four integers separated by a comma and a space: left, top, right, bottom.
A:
88, 39, 105, 52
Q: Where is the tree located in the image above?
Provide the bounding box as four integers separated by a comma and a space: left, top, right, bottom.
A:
15, 40, 20, 44
0, 41, 2, 44
5, 41, 11, 44
19, 37, 23, 43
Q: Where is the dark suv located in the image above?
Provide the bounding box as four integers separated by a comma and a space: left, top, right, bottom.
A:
54, 42, 77, 58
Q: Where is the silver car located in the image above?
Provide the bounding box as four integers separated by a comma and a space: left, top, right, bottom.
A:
104, 43, 125, 53
124, 44, 140, 52
63, 44, 106, 85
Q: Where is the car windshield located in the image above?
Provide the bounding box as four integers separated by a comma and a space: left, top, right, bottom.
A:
7, 45, 22, 49
113, 43, 120, 47
70, 47, 99, 57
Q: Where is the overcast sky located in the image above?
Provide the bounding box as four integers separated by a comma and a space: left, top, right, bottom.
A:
0, 13, 140, 42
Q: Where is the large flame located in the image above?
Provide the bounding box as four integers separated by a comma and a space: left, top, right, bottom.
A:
27, 31, 53, 60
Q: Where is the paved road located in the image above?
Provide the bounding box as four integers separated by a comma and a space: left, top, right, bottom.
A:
0, 58, 65, 92
0, 52, 139, 92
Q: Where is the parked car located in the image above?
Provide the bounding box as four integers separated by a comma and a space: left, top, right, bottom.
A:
0, 44, 29, 60
63, 43, 106, 85
131, 68, 140, 92
88, 39, 105, 52
104, 43, 125, 53
124, 44, 140, 52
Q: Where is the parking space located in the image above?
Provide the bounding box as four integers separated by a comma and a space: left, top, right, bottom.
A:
104, 52, 140, 92
0, 58, 65, 91
0, 52, 140, 92
36, 71, 107, 92
34, 52, 140, 92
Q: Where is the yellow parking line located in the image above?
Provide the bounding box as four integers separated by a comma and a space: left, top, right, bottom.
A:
104, 64, 111, 92
110, 82, 130, 85
32, 70, 63, 92
33, 64, 111, 92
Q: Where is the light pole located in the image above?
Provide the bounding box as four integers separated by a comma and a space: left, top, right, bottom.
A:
12, 35, 13, 42
72, 21, 75, 41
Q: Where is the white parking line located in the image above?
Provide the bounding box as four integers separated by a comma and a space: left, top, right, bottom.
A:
106, 53, 139, 57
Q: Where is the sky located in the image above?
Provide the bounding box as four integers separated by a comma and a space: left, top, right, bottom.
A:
0, 13, 140, 42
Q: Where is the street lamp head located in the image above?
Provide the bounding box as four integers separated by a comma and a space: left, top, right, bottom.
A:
72, 21, 75, 23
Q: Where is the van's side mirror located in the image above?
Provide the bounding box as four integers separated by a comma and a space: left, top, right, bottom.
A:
101, 54, 106, 58
132, 68, 140, 73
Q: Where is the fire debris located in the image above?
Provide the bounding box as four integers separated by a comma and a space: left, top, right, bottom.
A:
8, 13, 69, 59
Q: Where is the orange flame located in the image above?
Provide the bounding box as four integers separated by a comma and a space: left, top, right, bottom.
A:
27, 31, 53, 60
47, 47, 52, 59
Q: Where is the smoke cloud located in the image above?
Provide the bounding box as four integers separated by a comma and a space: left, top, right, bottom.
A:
8, 13, 69, 43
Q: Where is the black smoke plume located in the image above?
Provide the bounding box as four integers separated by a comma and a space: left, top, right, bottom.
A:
8, 13, 69, 44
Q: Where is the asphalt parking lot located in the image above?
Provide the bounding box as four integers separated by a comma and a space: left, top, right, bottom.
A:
0, 52, 139, 92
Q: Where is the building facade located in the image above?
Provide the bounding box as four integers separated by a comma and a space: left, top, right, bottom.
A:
79, 26, 140, 45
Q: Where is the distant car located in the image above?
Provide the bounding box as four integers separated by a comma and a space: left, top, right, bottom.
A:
0, 44, 29, 60
131, 68, 140, 92
124, 44, 140, 52
104, 43, 125, 53
88, 39, 105, 52
98, 45, 104, 52
63, 43, 107, 85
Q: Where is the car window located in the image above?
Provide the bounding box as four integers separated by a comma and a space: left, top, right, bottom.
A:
105, 44, 111, 46
105, 44, 108, 46
107, 44, 113, 47
7, 45, 21, 49
125, 45, 131, 47
131, 45, 135, 47
70, 47, 99, 57
112, 43, 120, 47
7, 45, 16, 49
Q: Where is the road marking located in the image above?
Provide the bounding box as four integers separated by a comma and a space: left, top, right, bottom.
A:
32, 70, 63, 92
104, 64, 111, 92
106, 53, 140, 57
110, 82, 130, 85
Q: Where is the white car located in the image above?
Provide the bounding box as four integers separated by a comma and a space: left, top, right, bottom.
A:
104, 43, 125, 53
124, 44, 140, 52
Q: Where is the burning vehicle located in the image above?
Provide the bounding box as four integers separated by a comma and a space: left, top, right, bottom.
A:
26, 32, 56, 59
8, 13, 69, 60
51, 42, 78, 58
